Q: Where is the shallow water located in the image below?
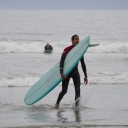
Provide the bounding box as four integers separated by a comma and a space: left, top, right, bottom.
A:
0, 84, 128, 127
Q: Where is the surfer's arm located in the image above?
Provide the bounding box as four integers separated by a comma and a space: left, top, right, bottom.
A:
60, 55, 66, 80
44, 46, 47, 50
80, 56, 88, 85
60, 55, 66, 74
80, 56, 87, 77
60, 46, 72, 79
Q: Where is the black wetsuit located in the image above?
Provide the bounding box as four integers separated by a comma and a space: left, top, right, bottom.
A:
56, 45, 87, 104
45, 45, 53, 50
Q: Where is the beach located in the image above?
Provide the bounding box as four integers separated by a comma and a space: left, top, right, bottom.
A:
0, 10, 128, 127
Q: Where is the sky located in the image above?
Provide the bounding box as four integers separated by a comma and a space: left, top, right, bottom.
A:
0, 0, 128, 10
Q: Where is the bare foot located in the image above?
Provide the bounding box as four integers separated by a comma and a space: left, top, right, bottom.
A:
55, 104, 59, 109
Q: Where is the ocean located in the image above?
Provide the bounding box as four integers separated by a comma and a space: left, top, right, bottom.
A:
0, 10, 128, 127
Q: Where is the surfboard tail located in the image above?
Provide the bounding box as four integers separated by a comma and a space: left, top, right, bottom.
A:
89, 44, 99, 47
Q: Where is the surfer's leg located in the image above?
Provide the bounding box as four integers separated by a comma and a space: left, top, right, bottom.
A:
72, 71, 81, 106
55, 77, 70, 108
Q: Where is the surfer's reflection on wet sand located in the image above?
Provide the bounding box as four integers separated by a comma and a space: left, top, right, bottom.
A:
74, 109, 81, 123
57, 108, 81, 123
57, 110, 68, 123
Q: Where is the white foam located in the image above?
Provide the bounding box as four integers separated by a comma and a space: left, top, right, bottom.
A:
0, 40, 128, 54
0, 76, 39, 87
0, 72, 128, 87
88, 42, 128, 53
88, 72, 128, 84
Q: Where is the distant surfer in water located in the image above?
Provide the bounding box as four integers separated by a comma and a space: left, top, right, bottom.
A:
44, 43, 53, 51
55, 34, 88, 109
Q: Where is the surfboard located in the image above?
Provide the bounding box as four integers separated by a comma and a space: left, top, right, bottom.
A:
44, 50, 52, 53
89, 44, 99, 47
24, 36, 97, 105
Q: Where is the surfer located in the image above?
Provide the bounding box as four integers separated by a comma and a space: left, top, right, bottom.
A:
55, 34, 88, 109
44, 43, 53, 51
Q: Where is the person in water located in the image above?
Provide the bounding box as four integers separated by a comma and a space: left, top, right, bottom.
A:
44, 43, 53, 51
55, 34, 88, 109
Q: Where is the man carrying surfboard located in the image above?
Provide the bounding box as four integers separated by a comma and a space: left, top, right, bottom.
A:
55, 34, 88, 109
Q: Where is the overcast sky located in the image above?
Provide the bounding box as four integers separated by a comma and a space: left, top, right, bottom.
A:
0, 0, 128, 10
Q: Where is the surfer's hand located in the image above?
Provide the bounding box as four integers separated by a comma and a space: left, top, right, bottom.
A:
61, 73, 66, 80
84, 77, 88, 85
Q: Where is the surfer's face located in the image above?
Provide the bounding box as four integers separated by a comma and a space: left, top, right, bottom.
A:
72, 36, 79, 46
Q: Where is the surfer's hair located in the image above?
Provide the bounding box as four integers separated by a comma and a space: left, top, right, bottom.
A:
71, 34, 79, 41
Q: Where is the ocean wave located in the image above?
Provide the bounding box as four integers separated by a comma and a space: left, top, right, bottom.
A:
88, 42, 128, 53
0, 39, 46, 53
0, 72, 128, 87
0, 39, 128, 54
86, 72, 128, 84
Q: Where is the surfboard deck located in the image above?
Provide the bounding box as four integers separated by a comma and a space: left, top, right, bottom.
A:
24, 36, 92, 105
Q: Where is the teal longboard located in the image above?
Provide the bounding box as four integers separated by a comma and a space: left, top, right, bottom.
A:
24, 36, 99, 105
